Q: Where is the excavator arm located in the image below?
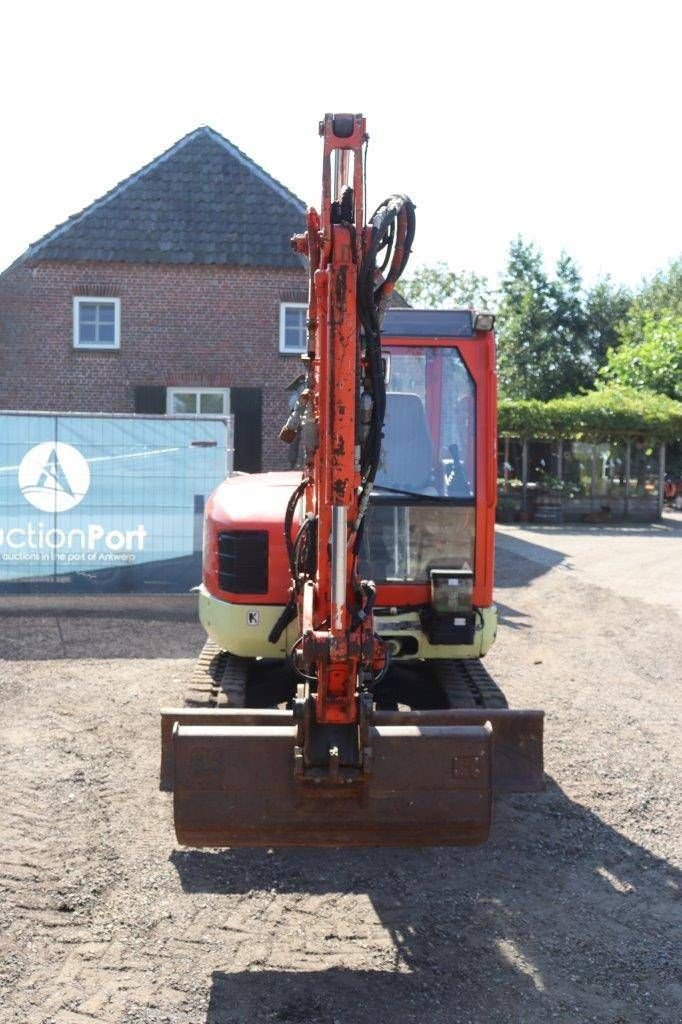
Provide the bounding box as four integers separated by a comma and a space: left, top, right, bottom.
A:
289, 113, 415, 730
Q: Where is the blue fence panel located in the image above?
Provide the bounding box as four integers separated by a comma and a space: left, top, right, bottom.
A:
0, 412, 231, 593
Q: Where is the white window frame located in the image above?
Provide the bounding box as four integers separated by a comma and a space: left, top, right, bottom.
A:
166, 387, 230, 417
73, 296, 121, 350
279, 302, 308, 355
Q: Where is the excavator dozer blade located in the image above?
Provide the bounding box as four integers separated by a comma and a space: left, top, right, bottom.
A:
170, 717, 493, 848
160, 706, 544, 797
373, 708, 545, 794
160, 707, 291, 791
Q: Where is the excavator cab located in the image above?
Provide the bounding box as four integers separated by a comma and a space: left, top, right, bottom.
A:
359, 311, 498, 669
363, 320, 480, 589
160, 116, 544, 848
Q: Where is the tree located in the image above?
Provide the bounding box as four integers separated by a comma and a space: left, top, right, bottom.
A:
631, 258, 682, 317
598, 259, 682, 400
584, 278, 632, 370
399, 261, 491, 309
495, 238, 551, 399
496, 239, 595, 400
600, 310, 682, 400
548, 251, 590, 376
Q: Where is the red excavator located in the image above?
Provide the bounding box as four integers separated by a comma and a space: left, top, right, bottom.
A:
161, 113, 544, 846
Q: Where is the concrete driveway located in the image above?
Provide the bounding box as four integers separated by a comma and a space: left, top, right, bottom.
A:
496, 510, 682, 615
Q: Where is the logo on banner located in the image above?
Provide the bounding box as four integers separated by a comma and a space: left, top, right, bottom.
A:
18, 442, 91, 513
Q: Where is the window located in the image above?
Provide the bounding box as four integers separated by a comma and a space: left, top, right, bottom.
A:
73, 297, 120, 349
279, 302, 307, 354
375, 346, 476, 498
167, 388, 229, 416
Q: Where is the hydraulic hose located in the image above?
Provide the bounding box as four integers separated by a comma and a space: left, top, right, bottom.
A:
356, 194, 416, 538
269, 476, 309, 645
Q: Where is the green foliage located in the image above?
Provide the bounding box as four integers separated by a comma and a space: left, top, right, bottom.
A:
399, 261, 491, 310
597, 261, 682, 400
496, 239, 596, 400
495, 239, 550, 398
401, 249, 681, 407
585, 278, 632, 369
600, 311, 682, 399
631, 258, 682, 317
499, 386, 682, 443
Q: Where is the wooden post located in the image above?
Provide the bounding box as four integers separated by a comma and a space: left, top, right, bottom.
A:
624, 440, 631, 518
504, 435, 510, 496
658, 442, 666, 520
521, 440, 529, 514
591, 445, 597, 510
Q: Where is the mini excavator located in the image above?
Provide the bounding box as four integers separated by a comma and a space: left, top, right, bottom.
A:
161, 114, 544, 846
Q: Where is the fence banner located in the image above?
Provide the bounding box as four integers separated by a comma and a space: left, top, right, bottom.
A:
0, 412, 232, 593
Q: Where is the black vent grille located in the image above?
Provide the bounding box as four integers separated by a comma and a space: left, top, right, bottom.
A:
217, 531, 269, 594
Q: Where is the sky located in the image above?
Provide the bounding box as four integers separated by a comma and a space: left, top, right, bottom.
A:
1, 0, 680, 290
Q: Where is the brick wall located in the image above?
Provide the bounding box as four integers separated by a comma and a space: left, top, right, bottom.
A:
0, 259, 308, 469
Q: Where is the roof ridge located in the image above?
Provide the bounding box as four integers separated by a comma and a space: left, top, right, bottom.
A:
202, 126, 307, 213
21, 125, 306, 264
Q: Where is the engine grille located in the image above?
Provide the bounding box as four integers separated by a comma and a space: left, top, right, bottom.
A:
217, 531, 268, 594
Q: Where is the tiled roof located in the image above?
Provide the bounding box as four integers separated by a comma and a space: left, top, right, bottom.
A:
22, 127, 307, 269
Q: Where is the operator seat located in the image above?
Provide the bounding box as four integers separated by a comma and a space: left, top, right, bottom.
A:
375, 391, 435, 492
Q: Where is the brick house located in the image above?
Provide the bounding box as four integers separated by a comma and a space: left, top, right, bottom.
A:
0, 126, 311, 471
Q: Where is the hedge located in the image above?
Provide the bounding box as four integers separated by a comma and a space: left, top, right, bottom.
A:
498, 386, 682, 443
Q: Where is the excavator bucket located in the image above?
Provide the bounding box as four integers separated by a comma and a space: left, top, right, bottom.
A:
161, 706, 543, 848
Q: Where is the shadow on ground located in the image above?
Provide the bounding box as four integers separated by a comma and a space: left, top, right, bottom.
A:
171, 780, 680, 1024
0, 595, 204, 660
494, 602, 532, 630
494, 531, 568, 589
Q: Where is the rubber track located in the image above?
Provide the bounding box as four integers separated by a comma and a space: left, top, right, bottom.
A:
185, 640, 249, 708
434, 659, 509, 710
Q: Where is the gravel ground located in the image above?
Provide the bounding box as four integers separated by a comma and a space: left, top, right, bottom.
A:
0, 519, 680, 1024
